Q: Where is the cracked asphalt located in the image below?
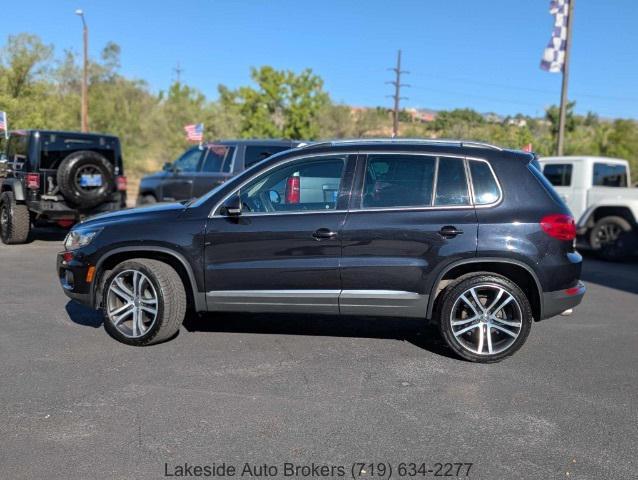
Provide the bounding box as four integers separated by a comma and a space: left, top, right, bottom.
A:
1, 229, 636, 479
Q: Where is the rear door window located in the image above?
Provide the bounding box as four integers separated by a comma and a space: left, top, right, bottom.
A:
201, 145, 235, 173
362, 154, 436, 208
434, 157, 470, 206
244, 145, 290, 168
543, 164, 573, 186
593, 163, 627, 187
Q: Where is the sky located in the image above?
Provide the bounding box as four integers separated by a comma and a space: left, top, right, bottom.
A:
2, 0, 638, 119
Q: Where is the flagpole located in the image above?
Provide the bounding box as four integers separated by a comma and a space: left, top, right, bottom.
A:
557, 0, 574, 156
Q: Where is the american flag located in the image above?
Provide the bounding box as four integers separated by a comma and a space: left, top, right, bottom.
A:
184, 123, 204, 142
0, 111, 6, 132
540, 0, 570, 73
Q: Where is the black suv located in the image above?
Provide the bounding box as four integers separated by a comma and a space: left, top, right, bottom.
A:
57, 139, 585, 362
0, 130, 127, 244
137, 139, 299, 204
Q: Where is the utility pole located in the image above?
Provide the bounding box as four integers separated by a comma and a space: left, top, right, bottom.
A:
173, 62, 183, 83
75, 9, 89, 132
386, 50, 409, 137
557, 0, 574, 156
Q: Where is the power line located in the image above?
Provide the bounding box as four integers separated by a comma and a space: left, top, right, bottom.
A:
386, 50, 409, 137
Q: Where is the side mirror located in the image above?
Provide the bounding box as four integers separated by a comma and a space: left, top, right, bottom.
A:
267, 190, 281, 205
220, 194, 241, 216
162, 162, 174, 172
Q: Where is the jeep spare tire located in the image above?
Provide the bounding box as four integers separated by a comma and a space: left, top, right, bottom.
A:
56, 150, 115, 208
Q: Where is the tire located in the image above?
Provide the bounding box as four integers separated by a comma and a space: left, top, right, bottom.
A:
589, 216, 632, 261
102, 258, 186, 346
56, 150, 115, 209
0, 191, 31, 244
136, 194, 157, 206
437, 274, 533, 363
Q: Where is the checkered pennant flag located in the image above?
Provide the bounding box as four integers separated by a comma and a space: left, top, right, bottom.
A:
540, 0, 570, 73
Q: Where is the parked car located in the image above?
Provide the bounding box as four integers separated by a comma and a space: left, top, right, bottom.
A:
137, 139, 300, 204
538, 156, 638, 260
0, 130, 127, 244
58, 139, 585, 362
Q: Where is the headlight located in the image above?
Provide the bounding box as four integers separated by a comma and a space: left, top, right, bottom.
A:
64, 228, 102, 250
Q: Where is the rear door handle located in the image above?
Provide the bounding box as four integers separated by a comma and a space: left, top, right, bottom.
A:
312, 228, 338, 240
439, 226, 463, 238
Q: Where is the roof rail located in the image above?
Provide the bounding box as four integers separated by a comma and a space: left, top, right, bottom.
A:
296, 138, 503, 151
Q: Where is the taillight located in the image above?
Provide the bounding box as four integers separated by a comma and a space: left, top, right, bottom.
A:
116, 176, 127, 192
26, 173, 40, 190
540, 214, 576, 241
285, 176, 300, 204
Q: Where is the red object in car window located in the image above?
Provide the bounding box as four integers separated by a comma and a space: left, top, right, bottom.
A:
285, 176, 300, 204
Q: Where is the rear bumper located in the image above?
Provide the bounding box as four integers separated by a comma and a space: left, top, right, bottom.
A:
541, 281, 586, 319
28, 193, 126, 220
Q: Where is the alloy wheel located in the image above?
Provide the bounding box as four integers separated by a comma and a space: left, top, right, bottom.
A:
449, 284, 523, 356
594, 222, 622, 247
106, 269, 159, 338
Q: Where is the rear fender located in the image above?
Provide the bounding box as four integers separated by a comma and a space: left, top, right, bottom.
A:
1, 178, 26, 202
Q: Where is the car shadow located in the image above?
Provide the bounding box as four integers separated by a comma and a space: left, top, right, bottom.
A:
183, 312, 456, 358
64, 301, 452, 357
65, 301, 103, 328
27, 226, 68, 244
580, 252, 638, 295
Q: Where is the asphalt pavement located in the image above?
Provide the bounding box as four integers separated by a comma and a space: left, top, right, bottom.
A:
0, 228, 636, 479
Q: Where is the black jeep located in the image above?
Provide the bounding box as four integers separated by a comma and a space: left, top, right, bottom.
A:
0, 130, 127, 244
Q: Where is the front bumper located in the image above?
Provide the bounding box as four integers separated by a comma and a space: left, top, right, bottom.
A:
541, 281, 586, 319
57, 251, 95, 308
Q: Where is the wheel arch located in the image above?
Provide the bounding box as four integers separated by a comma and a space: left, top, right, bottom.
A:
582, 205, 637, 229
93, 246, 206, 312
427, 258, 543, 322
1, 179, 25, 202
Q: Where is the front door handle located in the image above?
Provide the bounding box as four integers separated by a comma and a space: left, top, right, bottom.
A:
312, 228, 338, 240
439, 226, 463, 238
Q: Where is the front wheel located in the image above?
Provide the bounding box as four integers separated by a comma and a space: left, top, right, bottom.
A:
437, 274, 533, 363
102, 258, 186, 346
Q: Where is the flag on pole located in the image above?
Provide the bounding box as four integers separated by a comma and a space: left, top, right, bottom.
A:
0, 111, 7, 132
184, 123, 204, 142
540, 0, 571, 73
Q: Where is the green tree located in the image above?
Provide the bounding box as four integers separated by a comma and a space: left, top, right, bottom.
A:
219, 66, 328, 140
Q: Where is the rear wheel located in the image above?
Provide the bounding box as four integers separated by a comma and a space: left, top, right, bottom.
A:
102, 258, 186, 346
0, 191, 31, 244
589, 216, 632, 261
438, 274, 533, 363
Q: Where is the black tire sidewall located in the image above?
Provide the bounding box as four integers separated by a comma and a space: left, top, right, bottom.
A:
0, 191, 30, 244
438, 274, 533, 363
57, 151, 115, 208
102, 261, 167, 346
589, 216, 632, 261
0, 194, 10, 243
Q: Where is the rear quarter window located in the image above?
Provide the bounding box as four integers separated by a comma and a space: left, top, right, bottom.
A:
469, 160, 500, 205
